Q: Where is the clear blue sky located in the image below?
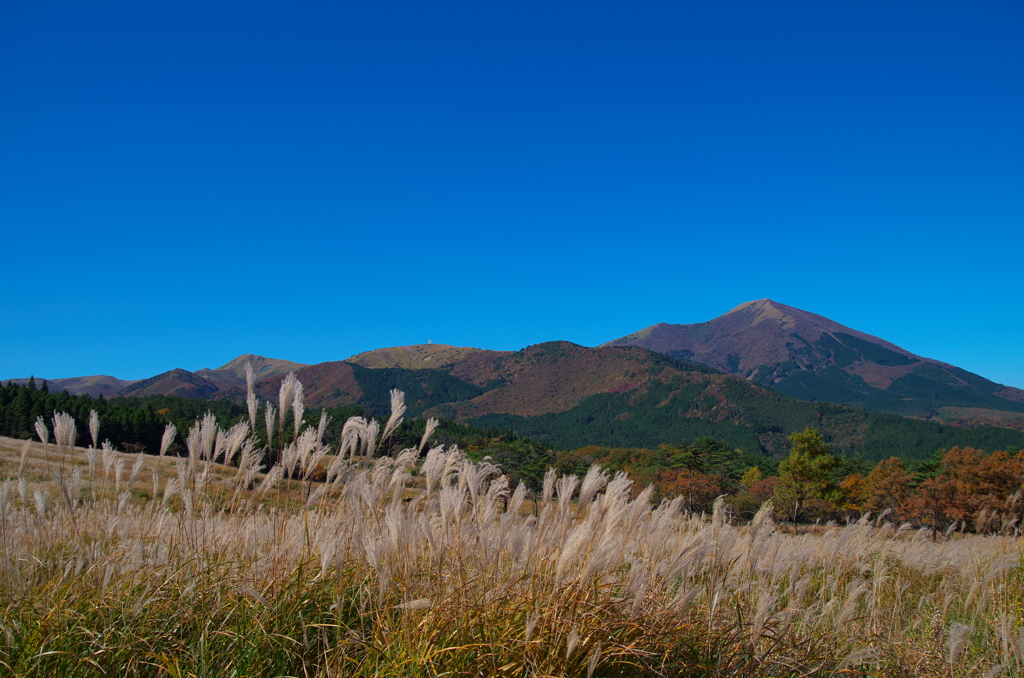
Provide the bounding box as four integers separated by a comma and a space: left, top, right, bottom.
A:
2, 0, 1023, 387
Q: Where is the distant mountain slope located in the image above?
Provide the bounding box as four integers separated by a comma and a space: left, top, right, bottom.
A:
5, 354, 305, 399
195, 354, 309, 390
424, 341, 719, 419
347, 344, 507, 370
232, 359, 485, 418
246, 361, 365, 409
605, 299, 1024, 420
121, 369, 220, 399
2, 375, 136, 398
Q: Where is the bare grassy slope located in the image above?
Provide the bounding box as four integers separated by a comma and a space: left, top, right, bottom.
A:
431, 341, 725, 418
347, 343, 508, 370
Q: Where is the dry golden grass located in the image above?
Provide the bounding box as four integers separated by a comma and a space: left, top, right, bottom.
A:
1, 422, 1023, 677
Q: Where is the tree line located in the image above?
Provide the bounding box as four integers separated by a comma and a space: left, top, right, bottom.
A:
555, 428, 1024, 534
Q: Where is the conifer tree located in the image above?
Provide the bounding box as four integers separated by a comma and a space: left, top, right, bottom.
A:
772, 427, 840, 532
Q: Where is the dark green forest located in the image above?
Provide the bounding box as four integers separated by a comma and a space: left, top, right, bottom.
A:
471, 377, 1024, 462
348, 364, 485, 417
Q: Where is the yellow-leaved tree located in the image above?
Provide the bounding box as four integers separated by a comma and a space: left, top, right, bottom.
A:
772, 427, 840, 533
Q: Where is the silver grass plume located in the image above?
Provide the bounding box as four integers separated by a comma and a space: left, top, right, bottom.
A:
233, 440, 262, 498
18, 441, 30, 475
52, 412, 77, 452
278, 372, 298, 430
127, 454, 146, 487
315, 410, 330, 447
421, 445, 447, 497
711, 495, 728, 529
245, 362, 258, 432
281, 442, 299, 477
302, 411, 331, 479
587, 644, 602, 678
186, 422, 202, 468
556, 474, 580, 514
159, 423, 177, 457
306, 483, 328, 506
198, 412, 217, 461
340, 417, 367, 460
566, 629, 580, 660
34, 416, 49, 445
292, 379, 305, 435
578, 464, 610, 514
101, 441, 116, 475
419, 417, 439, 453
265, 403, 276, 446
214, 429, 228, 465
258, 464, 283, 495
542, 467, 558, 504
363, 419, 380, 459
88, 410, 100, 448
52, 468, 80, 512
388, 448, 419, 490
380, 389, 407, 450
33, 488, 47, 515
113, 458, 125, 494
948, 622, 971, 668
524, 615, 537, 644
749, 499, 775, 544
506, 481, 528, 518
290, 428, 318, 477
220, 421, 249, 465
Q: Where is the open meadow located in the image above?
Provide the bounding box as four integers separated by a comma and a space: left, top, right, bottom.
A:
1, 391, 1023, 677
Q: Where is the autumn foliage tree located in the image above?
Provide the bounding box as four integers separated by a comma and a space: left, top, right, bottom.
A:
863, 456, 912, 519
659, 469, 723, 514
773, 427, 840, 531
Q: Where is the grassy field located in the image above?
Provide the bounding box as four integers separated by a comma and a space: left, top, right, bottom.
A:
1, 415, 1023, 677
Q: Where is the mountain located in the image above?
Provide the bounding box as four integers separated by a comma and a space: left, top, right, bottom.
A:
3, 354, 307, 399
2, 375, 137, 398
252, 340, 1024, 462
194, 354, 308, 390
120, 369, 221, 399
604, 299, 1024, 422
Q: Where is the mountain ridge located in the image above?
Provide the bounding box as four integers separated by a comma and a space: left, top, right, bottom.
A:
6, 301, 1023, 438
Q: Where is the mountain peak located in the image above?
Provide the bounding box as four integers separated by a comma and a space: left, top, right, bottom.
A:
721, 299, 800, 327
605, 301, 1024, 421
212, 354, 306, 373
